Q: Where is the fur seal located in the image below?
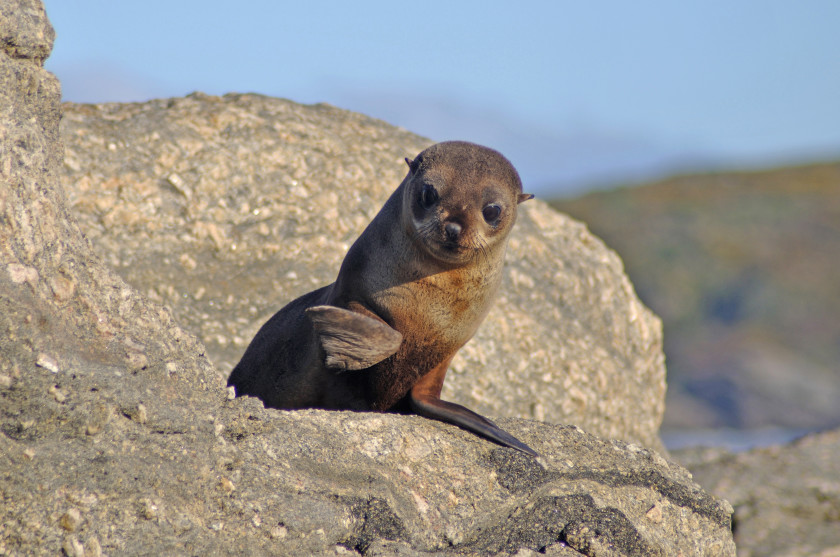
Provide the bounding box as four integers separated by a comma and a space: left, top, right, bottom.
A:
228, 141, 536, 455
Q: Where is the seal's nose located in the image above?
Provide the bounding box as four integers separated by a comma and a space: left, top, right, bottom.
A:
444, 222, 462, 242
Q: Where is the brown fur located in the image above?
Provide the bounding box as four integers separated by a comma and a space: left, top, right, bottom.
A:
229, 141, 536, 454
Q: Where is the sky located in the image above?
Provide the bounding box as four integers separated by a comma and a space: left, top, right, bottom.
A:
42, 1, 840, 197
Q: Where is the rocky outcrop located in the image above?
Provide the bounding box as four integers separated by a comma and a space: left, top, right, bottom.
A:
58, 93, 667, 451
1, 2, 734, 555
3, 389, 736, 555
681, 428, 840, 557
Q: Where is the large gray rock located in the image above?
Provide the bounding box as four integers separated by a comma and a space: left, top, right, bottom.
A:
681, 429, 840, 557
1, 2, 734, 555
58, 93, 666, 451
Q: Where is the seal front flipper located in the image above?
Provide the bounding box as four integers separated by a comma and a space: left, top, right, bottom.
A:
408, 360, 538, 456
410, 395, 538, 457
305, 305, 402, 371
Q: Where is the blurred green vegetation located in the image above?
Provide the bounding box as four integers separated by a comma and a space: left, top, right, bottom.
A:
550, 162, 840, 429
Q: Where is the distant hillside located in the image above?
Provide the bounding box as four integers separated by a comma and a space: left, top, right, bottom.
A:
551, 162, 840, 432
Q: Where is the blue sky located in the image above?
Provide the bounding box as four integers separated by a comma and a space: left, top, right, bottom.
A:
43, 1, 840, 196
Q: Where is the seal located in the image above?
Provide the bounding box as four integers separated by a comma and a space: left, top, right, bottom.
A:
228, 141, 536, 455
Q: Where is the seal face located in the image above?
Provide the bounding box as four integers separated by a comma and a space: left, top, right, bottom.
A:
403, 145, 522, 266
228, 141, 536, 455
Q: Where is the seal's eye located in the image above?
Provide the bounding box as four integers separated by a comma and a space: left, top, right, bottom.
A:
419, 183, 439, 209
482, 204, 502, 223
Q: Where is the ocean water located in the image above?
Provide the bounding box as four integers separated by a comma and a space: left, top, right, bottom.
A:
661, 426, 815, 452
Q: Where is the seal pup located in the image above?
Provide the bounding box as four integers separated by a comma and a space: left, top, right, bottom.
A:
228, 141, 536, 456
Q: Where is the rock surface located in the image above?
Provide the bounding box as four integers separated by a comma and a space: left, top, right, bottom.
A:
58, 93, 667, 451
0, 2, 735, 555
0, 0, 53, 62
3, 388, 736, 556
680, 428, 840, 557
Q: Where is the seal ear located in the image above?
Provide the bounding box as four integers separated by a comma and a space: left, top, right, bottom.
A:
305, 305, 402, 371
405, 157, 419, 175
518, 193, 534, 204
405, 155, 423, 174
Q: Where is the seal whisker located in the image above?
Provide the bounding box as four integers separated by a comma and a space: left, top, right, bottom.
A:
475, 237, 492, 267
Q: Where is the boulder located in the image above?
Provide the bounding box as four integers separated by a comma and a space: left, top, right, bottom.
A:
682, 428, 840, 557
58, 92, 666, 451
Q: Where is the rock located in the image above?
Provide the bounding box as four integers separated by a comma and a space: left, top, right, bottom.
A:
59, 508, 82, 532
0, 0, 54, 62
58, 93, 666, 451
0, 1, 733, 555
682, 428, 840, 557
2, 391, 735, 555
61, 536, 84, 557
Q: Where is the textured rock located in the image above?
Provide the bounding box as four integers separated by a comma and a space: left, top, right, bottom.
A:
2, 388, 736, 556
682, 428, 840, 557
0, 0, 54, 62
0, 2, 734, 555
58, 93, 666, 451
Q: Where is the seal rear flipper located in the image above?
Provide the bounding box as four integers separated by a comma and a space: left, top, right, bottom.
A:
410, 394, 538, 457
305, 305, 402, 371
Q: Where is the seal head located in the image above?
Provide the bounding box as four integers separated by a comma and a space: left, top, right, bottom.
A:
402, 141, 530, 266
